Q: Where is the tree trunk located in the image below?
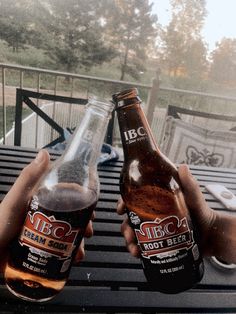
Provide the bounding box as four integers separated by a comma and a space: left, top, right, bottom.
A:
120, 64, 125, 81
119, 30, 131, 81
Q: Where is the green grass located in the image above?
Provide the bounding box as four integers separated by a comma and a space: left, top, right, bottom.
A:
0, 40, 53, 69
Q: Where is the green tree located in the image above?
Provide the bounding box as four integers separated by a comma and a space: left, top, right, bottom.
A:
161, 0, 208, 86
44, 0, 116, 73
185, 39, 208, 79
209, 38, 236, 85
170, 0, 206, 40
0, 0, 53, 52
160, 21, 185, 77
0, 0, 31, 52
103, 0, 158, 81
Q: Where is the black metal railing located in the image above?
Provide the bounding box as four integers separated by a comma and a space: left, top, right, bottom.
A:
14, 89, 115, 147
2, 63, 236, 148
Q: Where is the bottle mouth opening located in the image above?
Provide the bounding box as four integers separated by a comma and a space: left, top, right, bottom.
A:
112, 87, 138, 101
112, 88, 141, 109
115, 98, 141, 109
210, 256, 236, 271
87, 97, 114, 114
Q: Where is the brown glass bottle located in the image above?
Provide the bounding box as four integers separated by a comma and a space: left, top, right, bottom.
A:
113, 88, 204, 294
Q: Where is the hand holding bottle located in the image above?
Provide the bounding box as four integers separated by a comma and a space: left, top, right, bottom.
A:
3, 99, 113, 302
117, 164, 236, 264
0, 150, 93, 272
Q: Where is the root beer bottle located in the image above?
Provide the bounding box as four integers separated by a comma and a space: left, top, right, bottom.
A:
113, 88, 204, 294
4, 98, 114, 302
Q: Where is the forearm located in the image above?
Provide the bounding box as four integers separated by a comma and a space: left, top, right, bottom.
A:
205, 211, 236, 264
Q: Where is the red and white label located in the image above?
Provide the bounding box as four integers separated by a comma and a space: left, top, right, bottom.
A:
135, 215, 194, 258
19, 211, 79, 258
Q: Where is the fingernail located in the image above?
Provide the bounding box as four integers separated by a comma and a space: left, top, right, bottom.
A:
181, 164, 191, 174
35, 150, 45, 164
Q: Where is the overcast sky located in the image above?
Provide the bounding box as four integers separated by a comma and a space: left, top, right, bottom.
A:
152, 0, 236, 52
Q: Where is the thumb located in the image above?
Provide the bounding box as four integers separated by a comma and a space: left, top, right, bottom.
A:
0, 149, 50, 247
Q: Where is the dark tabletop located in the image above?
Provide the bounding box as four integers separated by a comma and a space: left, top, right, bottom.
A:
0, 145, 236, 313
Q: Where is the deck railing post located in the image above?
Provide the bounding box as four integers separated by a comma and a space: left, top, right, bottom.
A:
1, 67, 6, 144
106, 109, 115, 145
146, 69, 161, 124
14, 88, 23, 146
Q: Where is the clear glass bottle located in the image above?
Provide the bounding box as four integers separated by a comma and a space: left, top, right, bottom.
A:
4, 98, 114, 302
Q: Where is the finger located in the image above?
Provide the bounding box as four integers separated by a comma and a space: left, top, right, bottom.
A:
0, 250, 8, 272
84, 220, 93, 238
117, 197, 126, 215
91, 211, 95, 221
121, 218, 140, 257
0, 150, 50, 248
178, 164, 215, 233
74, 239, 85, 264
73, 213, 95, 264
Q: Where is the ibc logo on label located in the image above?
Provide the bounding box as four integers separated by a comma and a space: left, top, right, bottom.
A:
123, 127, 146, 143
83, 130, 94, 141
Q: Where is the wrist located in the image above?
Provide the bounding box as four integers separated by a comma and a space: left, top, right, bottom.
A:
207, 210, 236, 264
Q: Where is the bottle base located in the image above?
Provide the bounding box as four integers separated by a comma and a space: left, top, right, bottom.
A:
6, 283, 55, 303
4, 264, 65, 302
143, 265, 204, 294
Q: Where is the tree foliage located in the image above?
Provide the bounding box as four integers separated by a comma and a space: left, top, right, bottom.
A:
160, 0, 208, 85
1, 0, 236, 91
0, 0, 117, 72
102, 0, 158, 80
44, 0, 116, 72
209, 38, 236, 85
0, 0, 33, 52
169, 0, 206, 40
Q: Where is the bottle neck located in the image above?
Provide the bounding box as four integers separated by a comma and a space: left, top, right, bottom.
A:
43, 99, 113, 191
116, 102, 159, 159
62, 99, 113, 166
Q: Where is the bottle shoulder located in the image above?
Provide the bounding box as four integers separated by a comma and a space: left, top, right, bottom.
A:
122, 152, 177, 179
36, 182, 98, 212
121, 155, 182, 204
